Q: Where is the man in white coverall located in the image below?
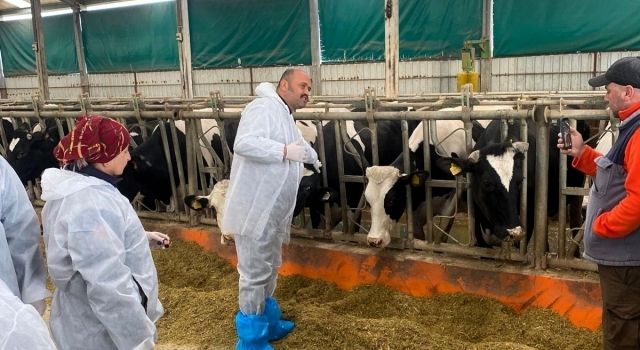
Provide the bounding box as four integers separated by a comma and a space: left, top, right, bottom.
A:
223, 68, 320, 349
0, 155, 49, 315
0, 278, 56, 349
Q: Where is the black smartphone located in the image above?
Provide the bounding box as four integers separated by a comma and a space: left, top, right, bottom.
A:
559, 118, 572, 150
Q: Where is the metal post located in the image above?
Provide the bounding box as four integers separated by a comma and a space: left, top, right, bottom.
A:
0, 60, 7, 98
480, 0, 493, 92
30, 0, 49, 100
423, 121, 434, 243
533, 106, 550, 269
519, 118, 529, 257
70, 5, 89, 95
557, 116, 571, 259
383, 0, 399, 98
308, 0, 322, 95
176, 0, 194, 99
334, 121, 349, 234
401, 120, 413, 248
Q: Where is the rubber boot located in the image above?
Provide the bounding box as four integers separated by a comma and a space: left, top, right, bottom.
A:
264, 297, 295, 341
235, 312, 273, 350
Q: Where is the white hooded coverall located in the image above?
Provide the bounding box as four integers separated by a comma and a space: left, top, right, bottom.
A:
41, 168, 164, 350
222, 82, 318, 315
0, 156, 48, 311
0, 278, 56, 349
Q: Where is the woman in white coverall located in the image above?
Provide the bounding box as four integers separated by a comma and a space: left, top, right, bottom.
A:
41, 115, 170, 350
0, 155, 48, 315
223, 68, 320, 349
0, 278, 56, 349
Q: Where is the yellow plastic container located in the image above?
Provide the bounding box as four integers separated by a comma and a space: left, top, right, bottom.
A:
456, 71, 468, 92
467, 71, 479, 92
456, 71, 480, 92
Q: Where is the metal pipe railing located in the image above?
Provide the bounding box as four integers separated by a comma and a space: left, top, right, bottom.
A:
0, 94, 616, 273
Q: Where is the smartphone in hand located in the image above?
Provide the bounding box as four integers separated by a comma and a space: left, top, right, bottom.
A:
559, 118, 572, 150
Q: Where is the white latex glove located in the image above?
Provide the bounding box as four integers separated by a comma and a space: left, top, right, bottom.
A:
146, 231, 171, 249
284, 140, 307, 162
313, 160, 322, 173
30, 299, 46, 316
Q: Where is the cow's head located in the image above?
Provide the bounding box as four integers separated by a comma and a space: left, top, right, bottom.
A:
7, 122, 63, 185
443, 141, 528, 242
364, 165, 427, 248
184, 180, 233, 244
293, 163, 339, 228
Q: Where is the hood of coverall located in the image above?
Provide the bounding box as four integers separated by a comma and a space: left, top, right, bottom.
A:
40, 167, 110, 202
255, 82, 279, 100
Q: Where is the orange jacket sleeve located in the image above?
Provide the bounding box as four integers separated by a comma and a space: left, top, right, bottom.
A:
571, 145, 600, 177
592, 130, 640, 238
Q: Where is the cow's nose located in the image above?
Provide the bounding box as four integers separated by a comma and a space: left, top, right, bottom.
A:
367, 238, 383, 247
507, 226, 524, 239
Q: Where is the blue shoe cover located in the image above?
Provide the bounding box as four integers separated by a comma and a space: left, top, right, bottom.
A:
264, 297, 295, 341
235, 312, 273, 350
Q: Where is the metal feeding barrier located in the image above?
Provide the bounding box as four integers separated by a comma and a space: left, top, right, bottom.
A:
0, 89, 612, 271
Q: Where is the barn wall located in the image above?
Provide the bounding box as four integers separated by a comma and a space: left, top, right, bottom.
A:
5, 51, 640, 99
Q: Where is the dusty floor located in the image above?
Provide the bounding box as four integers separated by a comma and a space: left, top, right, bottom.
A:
152, 240, 601, 350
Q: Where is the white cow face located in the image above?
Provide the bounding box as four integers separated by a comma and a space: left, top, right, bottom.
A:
364, 166, 403, 248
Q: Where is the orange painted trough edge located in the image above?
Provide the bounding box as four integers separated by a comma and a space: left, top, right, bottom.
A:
154, 223, 602, 331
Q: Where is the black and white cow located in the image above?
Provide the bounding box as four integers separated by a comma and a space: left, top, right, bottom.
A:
294, 119, 422, 230
362, 106, 510, 248
440, 118, 589, 247
7, 120, 67, 185
1, 118, 15, 156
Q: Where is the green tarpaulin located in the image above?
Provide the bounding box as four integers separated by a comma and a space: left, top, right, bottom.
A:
400, 0, 482, 59
81, 1, 178, 73
494, 0, 640, 56
0, 15, 77, 76
189, 0, 311, 68
320, 0, 482, 62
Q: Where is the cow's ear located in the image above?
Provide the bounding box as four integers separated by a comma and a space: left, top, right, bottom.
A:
435, 156, 472, 177
320, 188, 337, 203
398, 170, 428, 187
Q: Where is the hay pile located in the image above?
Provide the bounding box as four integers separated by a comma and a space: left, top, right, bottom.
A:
153, 240, 601, 350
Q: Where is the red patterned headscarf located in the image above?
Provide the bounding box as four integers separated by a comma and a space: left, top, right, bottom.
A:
53, 115, 129, 164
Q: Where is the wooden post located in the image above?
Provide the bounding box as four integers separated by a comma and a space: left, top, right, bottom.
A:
384, 0, 399, 98
30, 0, 49, 100
480, 0, 493, 92
70, 4, 89, 94
176, 0, 194, 99
309, 0, 322, 95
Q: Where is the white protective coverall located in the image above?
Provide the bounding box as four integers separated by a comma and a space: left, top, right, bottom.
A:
0, 156, 48, 311
0, 279, 56, 349
40, 168, 164, 350
222, 82, 318, 315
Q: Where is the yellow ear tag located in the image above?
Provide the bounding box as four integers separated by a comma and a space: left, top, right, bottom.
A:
411, 174, 421, 187
450, 164, 462, 176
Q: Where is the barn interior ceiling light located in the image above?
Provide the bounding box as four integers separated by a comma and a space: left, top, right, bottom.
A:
86, 0, 172, 11
3, 0, 30, 8
0, 8, 71, 21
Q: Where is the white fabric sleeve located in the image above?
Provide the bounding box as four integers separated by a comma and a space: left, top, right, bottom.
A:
302, 139, 318, 164
67, 217, 156, 349
0, 279, 56, 350
1, 159, 48, 304
233, 102, 288, 163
